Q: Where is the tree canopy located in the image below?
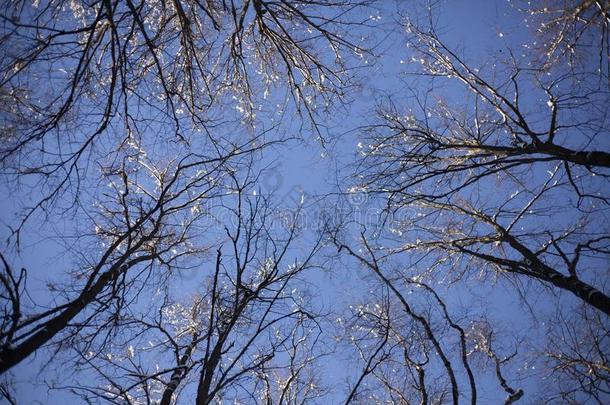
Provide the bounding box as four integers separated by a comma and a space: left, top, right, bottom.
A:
0, 0, 608, 404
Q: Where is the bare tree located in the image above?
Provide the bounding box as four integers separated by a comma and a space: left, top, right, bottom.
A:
2, 0, 608, 403
51, 176, 327, 404
351, 2, 610, 315
513, 0, 610, 77
0, 0, 376, 398
339, 2, 610, 402
0, 134, 276, 374
0, 0, 377, 238
330, 230, 523, 405
543, 304, 610, 403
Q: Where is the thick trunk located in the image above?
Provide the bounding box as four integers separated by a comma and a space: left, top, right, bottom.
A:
0, 264, 121, 374
195, 346, 222, 405
0, 253, 153, 374
500, 235, 610, 316
457, 240, 610, 316
545, 270, 610, 316
536, 143, 610, 168
505, 236, 610, 316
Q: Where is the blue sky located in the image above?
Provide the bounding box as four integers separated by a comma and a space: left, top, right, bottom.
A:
1, 0, 608, 403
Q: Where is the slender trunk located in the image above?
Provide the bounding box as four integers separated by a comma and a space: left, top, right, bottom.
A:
160, 333, 198, 405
